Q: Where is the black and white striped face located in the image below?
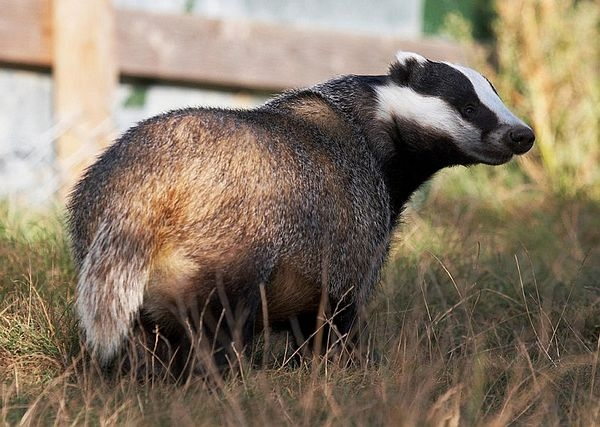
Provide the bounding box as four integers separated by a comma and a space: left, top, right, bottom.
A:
376, 51, 535, 165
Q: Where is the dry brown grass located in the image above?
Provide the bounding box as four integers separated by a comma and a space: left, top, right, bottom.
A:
1, 189, 600, 425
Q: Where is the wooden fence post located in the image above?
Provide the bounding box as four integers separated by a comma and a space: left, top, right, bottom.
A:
52, 0, 118, 200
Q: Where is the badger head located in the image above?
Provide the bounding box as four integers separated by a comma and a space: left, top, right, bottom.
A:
375, 51, 534, 166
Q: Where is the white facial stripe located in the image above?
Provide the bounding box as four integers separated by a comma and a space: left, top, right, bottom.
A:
375, 84, 478, 141
395, 51, 427, 66
445, 63, 526, 127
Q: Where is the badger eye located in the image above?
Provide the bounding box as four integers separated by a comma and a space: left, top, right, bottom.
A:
462, 104, 477, 117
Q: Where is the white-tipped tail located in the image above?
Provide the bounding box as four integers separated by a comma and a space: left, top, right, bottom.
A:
76, 220, 151, 363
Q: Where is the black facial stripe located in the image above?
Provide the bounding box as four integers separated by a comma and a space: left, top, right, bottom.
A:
475, 103, 500, 136
389, 60, 499, 133
412, 63, 479, 107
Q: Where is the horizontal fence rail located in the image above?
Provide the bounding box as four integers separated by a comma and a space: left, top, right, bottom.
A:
0, 0, 469, 91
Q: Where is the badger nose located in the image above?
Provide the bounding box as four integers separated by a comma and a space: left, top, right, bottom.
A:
507, 125, 535, 154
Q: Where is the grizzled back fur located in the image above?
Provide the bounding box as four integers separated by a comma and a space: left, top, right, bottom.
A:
68, 51, 534, 377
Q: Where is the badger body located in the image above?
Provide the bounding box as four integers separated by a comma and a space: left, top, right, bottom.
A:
68, 52, 534, 373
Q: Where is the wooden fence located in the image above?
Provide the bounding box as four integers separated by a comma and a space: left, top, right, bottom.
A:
0, 0, 469, 198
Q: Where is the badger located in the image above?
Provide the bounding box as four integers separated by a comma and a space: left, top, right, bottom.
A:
68, 51, 534, 375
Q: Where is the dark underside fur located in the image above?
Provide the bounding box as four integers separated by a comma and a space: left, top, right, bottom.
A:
68, 72, 476, 379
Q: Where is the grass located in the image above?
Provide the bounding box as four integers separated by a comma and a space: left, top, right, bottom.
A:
1, 183, 600, 425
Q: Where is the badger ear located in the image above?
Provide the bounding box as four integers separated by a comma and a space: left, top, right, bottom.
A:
389, 51, 427, 84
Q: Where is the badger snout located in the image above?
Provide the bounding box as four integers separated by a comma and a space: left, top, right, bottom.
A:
505, 125, 535, 154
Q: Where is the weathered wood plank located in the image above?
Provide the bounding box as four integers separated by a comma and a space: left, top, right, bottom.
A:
0, 0, 469, 90
115, 9, 468, 90
52, 0, 118, 197
0, 0, 52, 67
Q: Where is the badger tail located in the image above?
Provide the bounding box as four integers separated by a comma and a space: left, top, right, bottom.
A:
75, 219, 152, 364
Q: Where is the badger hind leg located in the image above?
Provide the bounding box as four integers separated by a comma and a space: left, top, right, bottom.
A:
191, 276, 261, 375
135, 249, 264, 380
130, 286, 262, 382
122, 308, 191, 382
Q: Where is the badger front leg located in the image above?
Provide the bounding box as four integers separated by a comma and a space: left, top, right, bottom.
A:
327, 295, 359, 345
288, 293, 362, 362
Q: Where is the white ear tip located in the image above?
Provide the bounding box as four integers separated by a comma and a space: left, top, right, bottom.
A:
395, 51, 427, 65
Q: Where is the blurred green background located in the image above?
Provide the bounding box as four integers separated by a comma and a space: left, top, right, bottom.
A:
424, 0, 495, 39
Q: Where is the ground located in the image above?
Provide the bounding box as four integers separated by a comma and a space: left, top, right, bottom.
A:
1, 166, 599, 425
